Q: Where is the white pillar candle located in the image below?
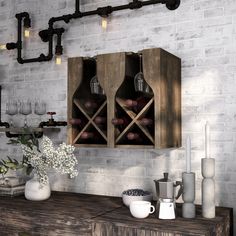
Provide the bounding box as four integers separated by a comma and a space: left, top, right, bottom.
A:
205, 122, 210, 158
186, 136, 191, 173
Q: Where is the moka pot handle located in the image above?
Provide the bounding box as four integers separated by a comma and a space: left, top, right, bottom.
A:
174, 181, 183, 200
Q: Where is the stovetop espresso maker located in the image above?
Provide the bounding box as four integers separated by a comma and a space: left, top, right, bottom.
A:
154, 173, 183, 219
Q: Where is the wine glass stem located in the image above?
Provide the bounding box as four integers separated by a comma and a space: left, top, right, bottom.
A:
24, 115, 27, 127
9, 117, 13, 127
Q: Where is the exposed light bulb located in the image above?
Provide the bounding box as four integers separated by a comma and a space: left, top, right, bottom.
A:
101, 17, 108, 30
23, 16, 31, 38
55, 55, 62, 65
0, 44, 6, 50
24, 29, 30, 38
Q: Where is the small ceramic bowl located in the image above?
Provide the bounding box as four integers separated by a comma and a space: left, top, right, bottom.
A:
122, 189, 153, 207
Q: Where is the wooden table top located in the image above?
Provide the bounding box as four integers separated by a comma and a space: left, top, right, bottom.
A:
93, 203, 233, 235
0, 191, 233, 236
0, 191, 122, 219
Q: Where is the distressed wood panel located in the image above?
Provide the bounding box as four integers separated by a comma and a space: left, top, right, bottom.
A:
142, 48, 181, 148
0, 192, 232, 236
97, 52, 126, 148
91, 204, 233, 236
0, 192, 121, 236
67, 57, 83, 144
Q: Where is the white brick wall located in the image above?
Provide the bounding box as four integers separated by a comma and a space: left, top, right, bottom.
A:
0, 0, 236, 233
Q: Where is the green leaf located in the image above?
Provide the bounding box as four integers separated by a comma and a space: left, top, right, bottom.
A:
7, 156, 13, 162
13, 159, 19, 165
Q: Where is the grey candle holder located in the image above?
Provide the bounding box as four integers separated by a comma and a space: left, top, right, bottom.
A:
182, 172, 196, 218
201, 158, 215, 218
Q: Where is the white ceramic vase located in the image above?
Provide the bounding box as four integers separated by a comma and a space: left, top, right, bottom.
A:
25, 175, 51, 201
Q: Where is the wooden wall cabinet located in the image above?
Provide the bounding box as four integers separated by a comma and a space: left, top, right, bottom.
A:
68, 48, 181, 148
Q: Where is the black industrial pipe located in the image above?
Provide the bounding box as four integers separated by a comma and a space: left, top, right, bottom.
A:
6, 0, 180, 64
6, 12, 55, 64
76, 0, 80, 13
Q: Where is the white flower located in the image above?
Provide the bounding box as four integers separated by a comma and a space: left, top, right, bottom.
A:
21, 136, 78, 185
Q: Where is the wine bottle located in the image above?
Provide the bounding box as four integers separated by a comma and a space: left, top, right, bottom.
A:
139, 118, 153, 126
80, 131, 95, 139
123, 97, 149, 113
112, 117, 130, 133
127, 132, 141, 141
124, 99, 138, 108
111, 117, 129, 126
84, 100, 98, 110
134, 97, 149, 113
94, 116, 106, 125
69, 118, 83, 125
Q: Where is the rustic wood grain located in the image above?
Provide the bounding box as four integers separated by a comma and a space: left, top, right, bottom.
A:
142, 48, 181, 148
67, 57, 83, 145
91, 203, 233, 236
0, 192, 232, 236
68, 58, 108, 146
0, 192, 121, 236
97, 53, 126, 148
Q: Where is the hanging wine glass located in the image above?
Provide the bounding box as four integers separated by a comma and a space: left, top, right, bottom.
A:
90, 75, 104, 95
34, 100, 46, 122
6, 99, 18, 127
19, 99, 32, 127
134, 54, 152, 95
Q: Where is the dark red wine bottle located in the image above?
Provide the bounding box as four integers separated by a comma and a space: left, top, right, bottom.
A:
139, 118, 153, 126
127, 132, 141, 141
84, 100, 98, 110
80, 131, 95, 139
94, 116, 106, 125
69, 118, 86, 126
112, 117, 130, 132
123, 97, 149, 113
124, 99, 138, 108
111, 117, 129, 126
135, 97, 149, 112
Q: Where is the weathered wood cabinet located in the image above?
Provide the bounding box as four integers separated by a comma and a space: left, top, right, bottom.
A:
0, 192, 233, 236
68, 48, 181, 148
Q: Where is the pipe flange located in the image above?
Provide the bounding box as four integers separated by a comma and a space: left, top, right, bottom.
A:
129, 1, 142, 9
6, 42, 18, 50
166, 0, 180, 10
97, 6, 113, 17
39, 29, 50, 42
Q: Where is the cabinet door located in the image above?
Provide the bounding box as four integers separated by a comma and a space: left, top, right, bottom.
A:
143, 48, 181, 148
68, 57, 108, 147
113, 53, 155, 148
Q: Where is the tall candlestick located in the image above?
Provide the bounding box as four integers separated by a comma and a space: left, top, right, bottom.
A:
186, 136, 191, 173
205, 122, 210, 158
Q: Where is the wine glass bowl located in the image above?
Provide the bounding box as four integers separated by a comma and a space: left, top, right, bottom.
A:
6, 100, 18, 127
134, 72, 151, 94
34, 101, 46, 115
90, 75, 104, 95
19, 100, 32, 127
34, 100, 46, 123
134, 54, 152, 95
